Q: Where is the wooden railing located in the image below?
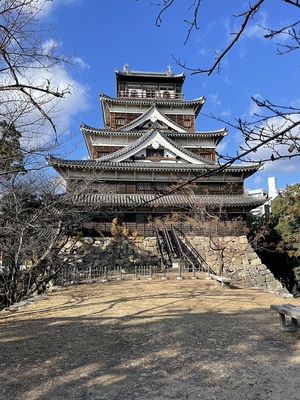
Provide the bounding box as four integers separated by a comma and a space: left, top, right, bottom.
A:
118, 91, 184, 100
82, 220, 248, 238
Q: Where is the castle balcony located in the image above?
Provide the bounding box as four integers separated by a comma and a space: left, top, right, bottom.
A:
118, 90, 184, 100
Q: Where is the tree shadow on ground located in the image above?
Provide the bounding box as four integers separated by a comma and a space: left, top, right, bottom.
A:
0, 280, 299, 400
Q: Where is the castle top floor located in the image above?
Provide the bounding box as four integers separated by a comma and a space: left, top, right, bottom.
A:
115, 64, 185, 100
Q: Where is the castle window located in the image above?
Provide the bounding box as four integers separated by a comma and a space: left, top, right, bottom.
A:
136, 214, 147, 223
183, 119, 191, 128
146, 148, 164, 157
97, 151, 110, 158
115, 117, 126, 126
146, 88, 156, 98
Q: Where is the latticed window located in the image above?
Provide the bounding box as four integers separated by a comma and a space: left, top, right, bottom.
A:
115, 117, 126, 126
146, 88, 156, 98
146, 148, 164, 157
183, 119, 191, 128
199, 152, 212, 160
136, 214, 146, 222
137, 182, 151, 192
97, 151, 110, 158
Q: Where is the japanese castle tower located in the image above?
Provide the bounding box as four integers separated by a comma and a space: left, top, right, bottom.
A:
48, 65, 264, 237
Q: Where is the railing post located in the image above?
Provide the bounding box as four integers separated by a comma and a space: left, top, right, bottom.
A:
207, 265, 211, 279
161, 267, 168, 280
102, 266, 109, 282
118, 266, 124, 281
177, 263, 183, 280
191, 264, 197, 280
148, 265, 153, 280
134, 265, 140, 280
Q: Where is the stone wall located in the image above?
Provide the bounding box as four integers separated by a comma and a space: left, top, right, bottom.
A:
186, 236, 285, 292
59, 236, 160, 272
58, 235, 288, 294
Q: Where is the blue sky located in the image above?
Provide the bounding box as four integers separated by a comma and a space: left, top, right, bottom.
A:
40, 0, 299, 192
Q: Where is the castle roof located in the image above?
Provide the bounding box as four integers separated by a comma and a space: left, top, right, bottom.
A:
100, 93, 205, 109
82, 100, 227, 158
81, 123, 227, 139
115, 64, 186, 82
47, 155, 261, 174
100, 94, 206, 130
71, 193, 266, 210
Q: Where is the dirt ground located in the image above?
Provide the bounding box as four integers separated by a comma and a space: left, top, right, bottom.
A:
1, 277, 300, 400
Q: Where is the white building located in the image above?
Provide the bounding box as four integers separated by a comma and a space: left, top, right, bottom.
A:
247, 177, 279, 217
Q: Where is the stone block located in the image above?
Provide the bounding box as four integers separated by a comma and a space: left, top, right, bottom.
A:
276, 288, 293, 298
239, 236, 249, 244
84, 237, 94, 244
265, 273, 276, 282
89, 253, 100, 259
256, 275, 266, 287
257, 264, 267, 271
247, 252, 257, 260
267, 279, 282, 291
241, 275, 251, 284
250, 258, 262, 266
261, 268, 271, 276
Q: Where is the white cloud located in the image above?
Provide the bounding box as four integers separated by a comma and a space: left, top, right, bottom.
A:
248, 94, 262, 117
222, 111, 300, 190
0, 2, 90, 155
245, 114, 300, 177
291, 98, 300, 109
50, 63, 90, 131
209, 93, 221, 107
5, 44, 91, 152
36, 0, 84, 19
244, 11, 268, 39
224, 76, 231, 85
196, 39, 210, 57
233, 130, 245, 147
253, 175, 263, 187
216, 138, 229, 154
27, 40, 90, 130
238, 45, 247, 59
73, 57, 90, 70
220, 108, 231, 117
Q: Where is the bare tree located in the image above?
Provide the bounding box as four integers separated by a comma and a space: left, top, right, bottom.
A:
148, 0, 300, 165
0, 0, 72, 175
0, 171, 111, 308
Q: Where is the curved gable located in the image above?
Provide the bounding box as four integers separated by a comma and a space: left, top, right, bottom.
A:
97, 129, 215, 165
115, 105, 188, 133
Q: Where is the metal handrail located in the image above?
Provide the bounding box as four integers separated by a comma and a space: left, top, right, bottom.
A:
174, 227, 216, 275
